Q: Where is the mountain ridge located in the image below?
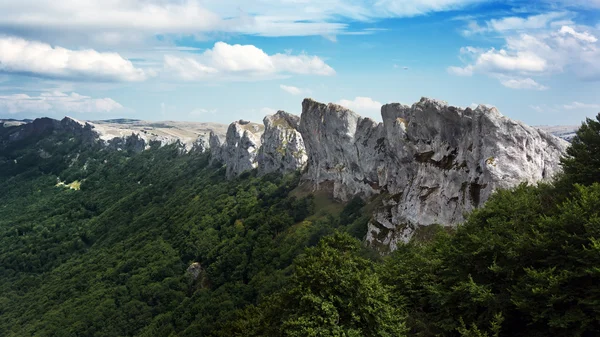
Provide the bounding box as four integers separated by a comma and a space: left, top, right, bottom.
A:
1, 97, 572, 250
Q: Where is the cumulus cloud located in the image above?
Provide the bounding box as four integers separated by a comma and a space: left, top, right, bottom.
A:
0, 91, 123, 114
164, 42, 335, 80
559, 26, 598, 43
337, 97, 382, 114
449, 21, 600, 87
0, 36, 147, 82
450, 47, 547, 75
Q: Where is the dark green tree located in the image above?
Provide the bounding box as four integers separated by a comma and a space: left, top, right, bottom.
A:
255, 232, 406, 337
560, 113, 600, 186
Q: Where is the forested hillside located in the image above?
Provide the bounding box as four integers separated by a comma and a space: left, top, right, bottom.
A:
1, 115, 599, 336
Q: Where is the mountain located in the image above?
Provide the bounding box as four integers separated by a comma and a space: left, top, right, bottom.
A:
1, 97, 569, 251
2, 99, 600, 337
536, 125, 579, 141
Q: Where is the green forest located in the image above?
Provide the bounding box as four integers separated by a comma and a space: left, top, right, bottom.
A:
0, 115, 599, 337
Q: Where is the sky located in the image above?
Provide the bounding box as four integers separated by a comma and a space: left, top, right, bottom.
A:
0, 0, 600, 126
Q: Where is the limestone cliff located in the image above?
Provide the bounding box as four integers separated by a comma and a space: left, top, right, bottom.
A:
257, 111, 307, 175
299, 97, 568, 250
2, 98, 570, 251
209, 120, 264, 178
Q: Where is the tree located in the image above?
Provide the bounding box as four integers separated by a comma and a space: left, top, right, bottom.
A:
560, 113, 600, 186
254, 232, 406, 337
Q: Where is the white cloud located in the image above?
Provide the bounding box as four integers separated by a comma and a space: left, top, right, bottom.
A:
0, 0, 489, 44
164, 42, 335, 80
0, 36, 147, 82
450, 22, 600, 85
471, 49, 547, 73
447, 65, 474, 76
463, 12, 571, 36
530, 105, 545, 113
163, 55, 218, 81
462, 20, 487, 36
559, 26, 598, 43
563, 102, 600, 110
280, 85, 310, 95
0, 91, 123, 114
337, 97, 382, 114
500, 77, 548, 90
488, 12, 569, 32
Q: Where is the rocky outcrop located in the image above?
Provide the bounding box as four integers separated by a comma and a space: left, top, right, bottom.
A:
2, 98, 570, 252
209, 120, 264, 178
2, 117, 228, 154
299, 100, 387, 200
257, 111, 307, 175
299, 97, 568, 251
2, 117, 99, 144
187, 262, 203, 281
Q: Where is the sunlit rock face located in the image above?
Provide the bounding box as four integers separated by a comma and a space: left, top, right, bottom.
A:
298, 97, 568, 251
209, 120, 265, 178
257, 110, 307, 176
3, 97, 569, 252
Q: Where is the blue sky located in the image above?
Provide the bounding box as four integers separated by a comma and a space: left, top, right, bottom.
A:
0, 0, 600, 126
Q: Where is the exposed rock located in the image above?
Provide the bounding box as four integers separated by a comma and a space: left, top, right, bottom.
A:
2, 98, 571, 252
190, 136, 209, 154
187, 262, 203, 281
105, 133, 148, 152
209, 131, 224, 164
299, 99, 387, 200
209, 120, 264, 178
89, 119, 227, 152
299, 97, 568, 251
2, 117, 99, 144
1, 117, 228, 154
257, 110, 307, 175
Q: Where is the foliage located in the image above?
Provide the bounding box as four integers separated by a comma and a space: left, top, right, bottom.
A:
229, 232, 406, 336
1, 117, 600, 337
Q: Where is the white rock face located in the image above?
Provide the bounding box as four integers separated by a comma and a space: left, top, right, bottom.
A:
4, 98, 571, 252
88, 119, 227, 152
210, 120, 265, 178
299, 97, 568, 251
257, 111, 307, 175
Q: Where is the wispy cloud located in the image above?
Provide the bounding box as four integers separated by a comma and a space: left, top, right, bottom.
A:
0, 0, 489, 45
500, 77, 548, 90
280, 85, 310, 95
563, 102, 600, 110
0, 91, 124, 114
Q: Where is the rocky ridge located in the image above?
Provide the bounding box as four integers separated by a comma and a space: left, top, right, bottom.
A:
298, 98, 567, 250
209, 120, 264, 178
1, 117, 229, 153
1, 98, 571, 251
169, 97, 569, 250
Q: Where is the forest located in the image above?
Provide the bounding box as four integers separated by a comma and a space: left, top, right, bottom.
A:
0, 115, 599, 337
